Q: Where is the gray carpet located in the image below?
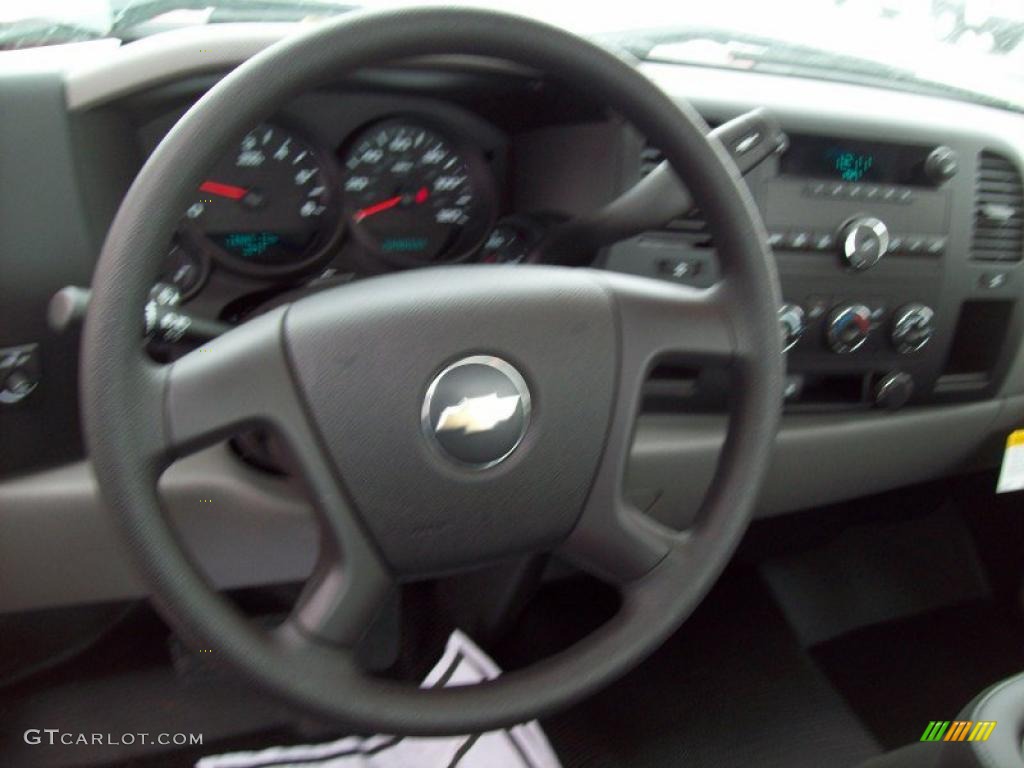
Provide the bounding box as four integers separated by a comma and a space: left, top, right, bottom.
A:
497, 569, 881, 768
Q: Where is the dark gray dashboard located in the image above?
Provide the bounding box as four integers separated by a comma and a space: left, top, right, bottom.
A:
0, 25, 1022, 611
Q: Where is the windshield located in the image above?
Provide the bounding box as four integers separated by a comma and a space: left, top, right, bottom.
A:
2, 0, 1022, 111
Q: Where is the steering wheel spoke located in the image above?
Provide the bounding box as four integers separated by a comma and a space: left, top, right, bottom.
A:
596, 269, 737, 365
558, 271, 739, 584
286, 542, 393, 649
162, 307, 295, 457
163, 305, 393, 648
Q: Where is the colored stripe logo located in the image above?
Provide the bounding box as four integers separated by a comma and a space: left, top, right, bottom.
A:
920, 721, 996, 742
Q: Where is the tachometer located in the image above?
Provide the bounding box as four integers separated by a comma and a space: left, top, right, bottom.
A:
180, 123, 341, 274
340, 119, 493, 264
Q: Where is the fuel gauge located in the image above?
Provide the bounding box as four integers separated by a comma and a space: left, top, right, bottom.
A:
479, 215, 546, 264
161, 243, 207, 299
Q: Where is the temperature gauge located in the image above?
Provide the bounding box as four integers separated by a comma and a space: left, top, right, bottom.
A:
479, 216, 547, 264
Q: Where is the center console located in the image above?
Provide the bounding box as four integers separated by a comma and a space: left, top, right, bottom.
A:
607, 129, 1024, 413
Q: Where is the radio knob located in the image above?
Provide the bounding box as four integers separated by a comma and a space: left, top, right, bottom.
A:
778, 303, 806, 352
837, 217, 889, 270
924, 146, 958, 185
891, 303, 935, 353
826, 303, 872, 353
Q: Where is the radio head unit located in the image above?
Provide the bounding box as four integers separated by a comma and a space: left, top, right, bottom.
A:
780, 134, 949, 187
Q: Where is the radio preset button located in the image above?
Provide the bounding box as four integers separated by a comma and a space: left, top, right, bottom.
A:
904, 236, 928, 254
786, 231, 813, 250
812, 232, 835, 251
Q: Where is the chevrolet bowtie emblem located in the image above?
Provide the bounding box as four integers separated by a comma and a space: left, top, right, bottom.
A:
423, 356, 531, 468
435, 393, 521, 435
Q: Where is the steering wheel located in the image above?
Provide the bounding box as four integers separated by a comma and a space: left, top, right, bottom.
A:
81, 7, 783, 735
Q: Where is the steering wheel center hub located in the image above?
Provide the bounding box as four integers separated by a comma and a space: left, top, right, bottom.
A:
422, 355, 531, 469
282, 266, 618, 575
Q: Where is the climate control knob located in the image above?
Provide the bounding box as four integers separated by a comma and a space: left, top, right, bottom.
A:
778, 303, 806, 352
826, 303, 872, 353
891, 303, 935, 353
837, 216, 890, 270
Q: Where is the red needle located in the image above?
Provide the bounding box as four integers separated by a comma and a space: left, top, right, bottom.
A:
199, 180, 249, 200
354, 187, 430, 222
354, 195, 402, 222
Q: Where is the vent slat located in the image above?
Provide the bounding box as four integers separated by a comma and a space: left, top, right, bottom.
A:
973, 239, 1022, 250
974, 225, 1023, 235
975, 192, 1023, 205
972, 151, 1023, 262
975, 217, 1023, 227
977, 175, 1022, 188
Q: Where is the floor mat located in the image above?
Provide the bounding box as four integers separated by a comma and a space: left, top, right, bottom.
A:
0, 603, 303, 768
760, 504, 989, 647
812, 599, 1024, 750
497, 568, 880, 768
196, 630, 561, 768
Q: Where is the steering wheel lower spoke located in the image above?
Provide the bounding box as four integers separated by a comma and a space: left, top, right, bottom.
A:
287, 545, 393, 649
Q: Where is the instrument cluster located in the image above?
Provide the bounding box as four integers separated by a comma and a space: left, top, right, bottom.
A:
167, 115, 541, 297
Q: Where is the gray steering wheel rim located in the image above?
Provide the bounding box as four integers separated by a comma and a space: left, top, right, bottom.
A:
81, 7, 783, 735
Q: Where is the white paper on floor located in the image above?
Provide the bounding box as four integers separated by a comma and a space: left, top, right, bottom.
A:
195, 629, 563, 768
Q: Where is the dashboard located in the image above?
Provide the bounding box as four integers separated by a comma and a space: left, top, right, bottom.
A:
0, 25, 1023, 611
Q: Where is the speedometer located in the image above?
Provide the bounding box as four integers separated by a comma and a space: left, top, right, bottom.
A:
340, 119, 494, 264
180, 123, 342, 275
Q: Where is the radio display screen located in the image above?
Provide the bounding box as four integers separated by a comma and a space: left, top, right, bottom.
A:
780, 135, 929, 185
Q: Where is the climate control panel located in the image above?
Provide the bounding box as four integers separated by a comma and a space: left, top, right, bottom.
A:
772, 296, 940, 410
780, 300, 936, 357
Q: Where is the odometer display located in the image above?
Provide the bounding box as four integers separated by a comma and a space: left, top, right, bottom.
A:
341, 119, 492, 263
182, 124, 341, 273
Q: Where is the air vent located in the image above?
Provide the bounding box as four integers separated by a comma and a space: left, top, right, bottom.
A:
971, 151, 1023, 262
641, 144, 711, 242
